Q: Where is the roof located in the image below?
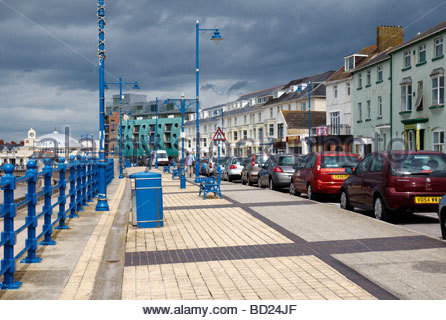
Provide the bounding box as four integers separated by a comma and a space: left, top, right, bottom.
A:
282, 111, 326, 129
36, 130, 81, 148
281, 70, 335, 91
390, 20, 446, 54
236, 85, 284, 101
352, 50, 391, 72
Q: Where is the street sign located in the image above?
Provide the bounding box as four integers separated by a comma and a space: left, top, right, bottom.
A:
212, 127, 226, 141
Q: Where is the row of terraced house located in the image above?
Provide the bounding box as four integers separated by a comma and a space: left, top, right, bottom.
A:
184, 21, 446, 158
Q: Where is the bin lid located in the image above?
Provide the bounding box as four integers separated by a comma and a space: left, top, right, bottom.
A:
129, 171, 162, 179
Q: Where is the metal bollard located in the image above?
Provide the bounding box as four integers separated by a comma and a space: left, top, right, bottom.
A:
75, 155, 84, 212
0, 164, 21, 289
81, 156, 87, 207
21, 160, 41, 264
40, 158, 55, 245
68, 156, 78, 218
55, 157, 68, 230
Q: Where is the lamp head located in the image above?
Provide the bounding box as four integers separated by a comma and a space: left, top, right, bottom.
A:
210, 29, 223, 44
132, 83, 140, 90
104, 83, 109, 90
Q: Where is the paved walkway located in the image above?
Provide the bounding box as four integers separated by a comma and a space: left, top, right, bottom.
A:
2, 167, 445, 300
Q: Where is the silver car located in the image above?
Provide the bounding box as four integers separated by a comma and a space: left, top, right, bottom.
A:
241, 153, 270, 186
439, 195, 446, 239
206, 156, 229, 176
223, 157, 246, 182
258, 154, 303, 190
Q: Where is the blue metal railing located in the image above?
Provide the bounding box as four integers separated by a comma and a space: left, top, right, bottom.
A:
0, 155, 114, 290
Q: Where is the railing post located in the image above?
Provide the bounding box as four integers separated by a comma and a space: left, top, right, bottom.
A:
40, 158, 55, 245
81, 156, 87, 207
0, 164, 21, 289
75, 155, 84, 212
93, 157, 99, 197
87, 156, 93, 202
21, 160, 41, 264
68, 155, 78, 218
55, 157, 68, 230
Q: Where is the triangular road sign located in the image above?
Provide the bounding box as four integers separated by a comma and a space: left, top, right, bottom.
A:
212, 127, 226, 141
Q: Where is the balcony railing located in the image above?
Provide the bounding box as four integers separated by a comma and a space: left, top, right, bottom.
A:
328, 124, 351, 136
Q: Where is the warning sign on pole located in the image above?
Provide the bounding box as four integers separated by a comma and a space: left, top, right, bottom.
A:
212, 127, 226, 141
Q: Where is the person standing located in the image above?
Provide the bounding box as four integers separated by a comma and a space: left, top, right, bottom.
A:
186, 152, 195, 178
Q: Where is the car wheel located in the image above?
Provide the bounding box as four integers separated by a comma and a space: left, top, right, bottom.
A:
228, 175, 232, 182
269, 178, 277, 191
289, 182, 296, 195
440, 211, 446, 240
374, 196, 390, 221
307, 184, 316, 200
340, 190, 353, 211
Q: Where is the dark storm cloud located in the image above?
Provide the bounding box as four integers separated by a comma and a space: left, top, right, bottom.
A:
0, 0, 445, 140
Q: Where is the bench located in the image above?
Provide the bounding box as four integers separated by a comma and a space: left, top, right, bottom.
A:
163, 165, 171, 173
199, 171, 222, 200
172, 166, 184, 179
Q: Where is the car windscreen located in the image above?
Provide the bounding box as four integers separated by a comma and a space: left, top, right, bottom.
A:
232, 157, 244, 165
321, 155, 359, 168
390, 153, 446, 176
254, 155, 269, 164
278, 155, 301, 166
158, 152, 168, 158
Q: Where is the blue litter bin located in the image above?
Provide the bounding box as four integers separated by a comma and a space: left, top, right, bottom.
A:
129, 171, 163, 228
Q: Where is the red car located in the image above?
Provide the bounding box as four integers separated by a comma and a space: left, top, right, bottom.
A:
290, 152, 360, 199
340, 151, 446, 221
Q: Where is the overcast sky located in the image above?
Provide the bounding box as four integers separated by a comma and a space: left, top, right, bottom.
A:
0, 0, 445, 141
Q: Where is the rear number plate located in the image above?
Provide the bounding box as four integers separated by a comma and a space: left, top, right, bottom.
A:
332, 174, 349, 180
414, 197, 441, 204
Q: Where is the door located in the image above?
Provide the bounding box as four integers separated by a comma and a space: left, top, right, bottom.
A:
362, 153, 385, 208
348, 154, 373, 205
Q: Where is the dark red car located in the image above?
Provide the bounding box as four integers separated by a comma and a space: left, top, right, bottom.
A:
290, 152, 360, 199
340, 151, 446, 221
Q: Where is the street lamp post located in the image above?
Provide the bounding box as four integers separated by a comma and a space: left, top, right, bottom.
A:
297, 81, 322, 154
155, 97, 159, 168
164, 94, 196, 189
96, 0, 109, 211
104, 77, 140, 178
195, 19, 223, 182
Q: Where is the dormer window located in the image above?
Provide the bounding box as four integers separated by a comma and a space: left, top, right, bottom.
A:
344, 54, 368, 71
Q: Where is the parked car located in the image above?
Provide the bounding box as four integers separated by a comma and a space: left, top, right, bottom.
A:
258, 154, 303, 190
241, 153, 270, 186
438, 195, 446, 239
206, 156, 229, 176
291, 151, 360, 199
199, 157, 208, 175
151, 150, 169, 166
223, 157, 246, 182
340, 151, 446, 221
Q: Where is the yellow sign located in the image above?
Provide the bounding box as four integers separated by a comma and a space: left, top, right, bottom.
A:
332, 174, 349, 180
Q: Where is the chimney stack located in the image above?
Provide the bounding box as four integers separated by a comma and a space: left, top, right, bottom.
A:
376, 25, 403, 53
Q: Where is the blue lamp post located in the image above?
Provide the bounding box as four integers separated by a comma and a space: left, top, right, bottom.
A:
104, 77, 140, 178
297, 81, 322, 153
164, 94, 196, 189
96, 0, 109, 211
195, 19, 223, 182
155, 97, 159, 168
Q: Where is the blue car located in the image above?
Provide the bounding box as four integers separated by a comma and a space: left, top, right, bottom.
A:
438, 195, 446, 239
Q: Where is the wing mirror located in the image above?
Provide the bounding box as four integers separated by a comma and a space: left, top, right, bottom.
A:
345, 167, 353, 175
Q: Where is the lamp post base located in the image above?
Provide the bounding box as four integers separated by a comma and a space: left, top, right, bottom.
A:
180, 176, 186, 189
119, 174, 124, 179
96, 198, 110, 211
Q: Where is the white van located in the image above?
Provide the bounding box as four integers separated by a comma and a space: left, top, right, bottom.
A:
151, 150, 169, 166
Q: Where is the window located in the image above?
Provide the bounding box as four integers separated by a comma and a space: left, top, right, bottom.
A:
347, 82, 351, 95
366, 70, 371, 86
358, 73, 362, 88
370, 154, 384, 172
418, 44, 426, 63
243, 130, 248, 139
367, 100, 371, 119
330, 112, 340, 135
258, 113, 261, 122
377, 66, 383, 82
404, 50, 411, 68
345, 56, 354, 71
358, 102, 362, 121
269, 124, 274, 136
203, 138, 207, 147
233, 131, 238, 140
435, 38, 443, 58
355, 154, 373, 174
270, 108, 273, 118
334, 85, 338, 98
407, 130, 416, 150
432, 75, 444, 106
433, 130, 445, 152
300, 102, 306, 111
278, 124, 284, 139
244, 115, 247, 124
378, 96, 383, 117
401, 84, 412, 111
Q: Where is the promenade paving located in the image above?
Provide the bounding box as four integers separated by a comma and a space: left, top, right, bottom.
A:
1, 166, 445, 300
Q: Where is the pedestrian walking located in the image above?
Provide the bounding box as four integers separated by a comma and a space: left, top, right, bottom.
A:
186, 152, 195, 178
